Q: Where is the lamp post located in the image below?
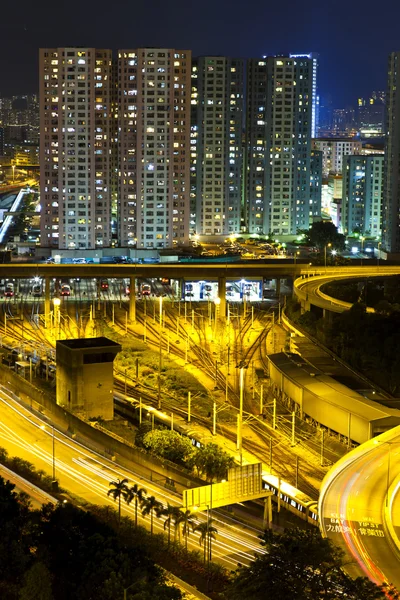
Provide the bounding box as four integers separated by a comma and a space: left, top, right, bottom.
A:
123, 583, 136, 600
377, 241, 382, 268
53, 297, 61, 339
214, 296, 220, 338
293, 251, 300, 266
157, 296, 163, 410
324, 243, 332, 272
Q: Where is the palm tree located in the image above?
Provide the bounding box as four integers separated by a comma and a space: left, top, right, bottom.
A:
178, 509, 196, 552
141, 495, 163, 535
194, 520, 217, 563
124, 483, 147, 528
107, 478, 129, 524
160, 503, 179, 546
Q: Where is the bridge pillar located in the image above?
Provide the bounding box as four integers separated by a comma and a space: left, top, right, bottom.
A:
275, 278, 281, 297
44, 277, 51, 327
129, 276, 136, 322
218, 277, 226, 321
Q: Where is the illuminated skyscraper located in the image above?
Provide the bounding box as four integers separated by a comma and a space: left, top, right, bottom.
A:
118, 48, 191, 248
383, 52, 400, 253
342, 155, 383, 238
39, 48, 115, 249
246, 54, 317, 236
190, 57, 244, 236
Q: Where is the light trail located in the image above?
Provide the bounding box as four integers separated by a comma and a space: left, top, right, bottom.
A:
0, 388, 264, 568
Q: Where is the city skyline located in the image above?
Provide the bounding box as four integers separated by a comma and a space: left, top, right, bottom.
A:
0, 0, 397, 107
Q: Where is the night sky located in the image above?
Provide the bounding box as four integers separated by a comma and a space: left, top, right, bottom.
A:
0, 0, 397, 107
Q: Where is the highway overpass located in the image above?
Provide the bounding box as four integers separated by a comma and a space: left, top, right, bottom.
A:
294, 266, 400, 315
319, 426, 400, 591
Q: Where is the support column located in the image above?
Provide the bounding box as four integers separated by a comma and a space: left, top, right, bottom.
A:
44, 277, 50, 328
129, 276, 136, 322
218, 277, 226, 321
275, 278, 281, 297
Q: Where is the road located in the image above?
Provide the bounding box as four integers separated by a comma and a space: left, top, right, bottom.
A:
293, 269, 400, 314
319, 427, 400, 591
0, 463, 57, 509
0, 386, 265, 570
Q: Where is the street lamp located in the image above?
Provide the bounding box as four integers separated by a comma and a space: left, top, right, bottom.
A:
41, 424, 57, 490
12, 165, 15, 183
377, 241, 382, 267
324, 243, 332, 272
157, 296, 163, 410
214, 297, 220, 337
293, 251, 300, 266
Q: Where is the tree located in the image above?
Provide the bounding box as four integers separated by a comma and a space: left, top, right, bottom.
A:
124, 483, 147, 528
193, 522, 209, 564
303, 221, 346, 252
194, 519, 217, 564
229, 528, 390, 600
177, 509, 196, 552
107, 478, 129, 525
160, 503, 179, 546
188, 443, 235, 482
19, 562, 53, 600
141, 495, 163, 535
142, 429, 194, 466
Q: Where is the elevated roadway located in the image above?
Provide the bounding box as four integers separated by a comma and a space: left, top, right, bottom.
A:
319, 426, 400, 592
0, 262, 399, 281
294, 266, 400, 314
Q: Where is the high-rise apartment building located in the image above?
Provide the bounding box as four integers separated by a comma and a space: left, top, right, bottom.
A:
383, 52, 400, 253
118, 48, 191, 248
39, 48, 115, 249
357, 92, 385, 138
312, 138, 362, 178
342, 155, 383, 238
310, 149, 322, 218
190, 57, 244, 236
246, 55, 316, 236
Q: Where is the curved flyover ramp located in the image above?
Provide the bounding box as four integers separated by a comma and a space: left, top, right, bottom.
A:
319, 425, 400, 591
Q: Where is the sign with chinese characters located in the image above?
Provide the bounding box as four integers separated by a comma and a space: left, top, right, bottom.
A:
324, 513, 385, 538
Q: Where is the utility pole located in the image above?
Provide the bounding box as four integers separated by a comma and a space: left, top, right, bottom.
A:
295, 456, 299, 489
236, 365, 245, 465
269, 438, 272, 472
320, 429, 325, 466
273, 398, 276, 430
291, 411, 296, 446
213, 402, 216, 436
187, 391, 191, 423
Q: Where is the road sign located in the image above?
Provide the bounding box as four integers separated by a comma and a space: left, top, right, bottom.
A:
183, 462, 271, 511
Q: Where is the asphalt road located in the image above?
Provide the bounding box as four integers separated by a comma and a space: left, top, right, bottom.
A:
320, 430, 400, 591
0, 386, 265, 571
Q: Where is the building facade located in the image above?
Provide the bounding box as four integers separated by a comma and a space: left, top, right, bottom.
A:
310, 149, 322, 220
246, 55, 315, 236
342, 155, 383, 238
39, 48, 115, 249
190, 57, 244, 236
312, 137, 362, 178
118, 48, 191, 249
383, 52, 400, 253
